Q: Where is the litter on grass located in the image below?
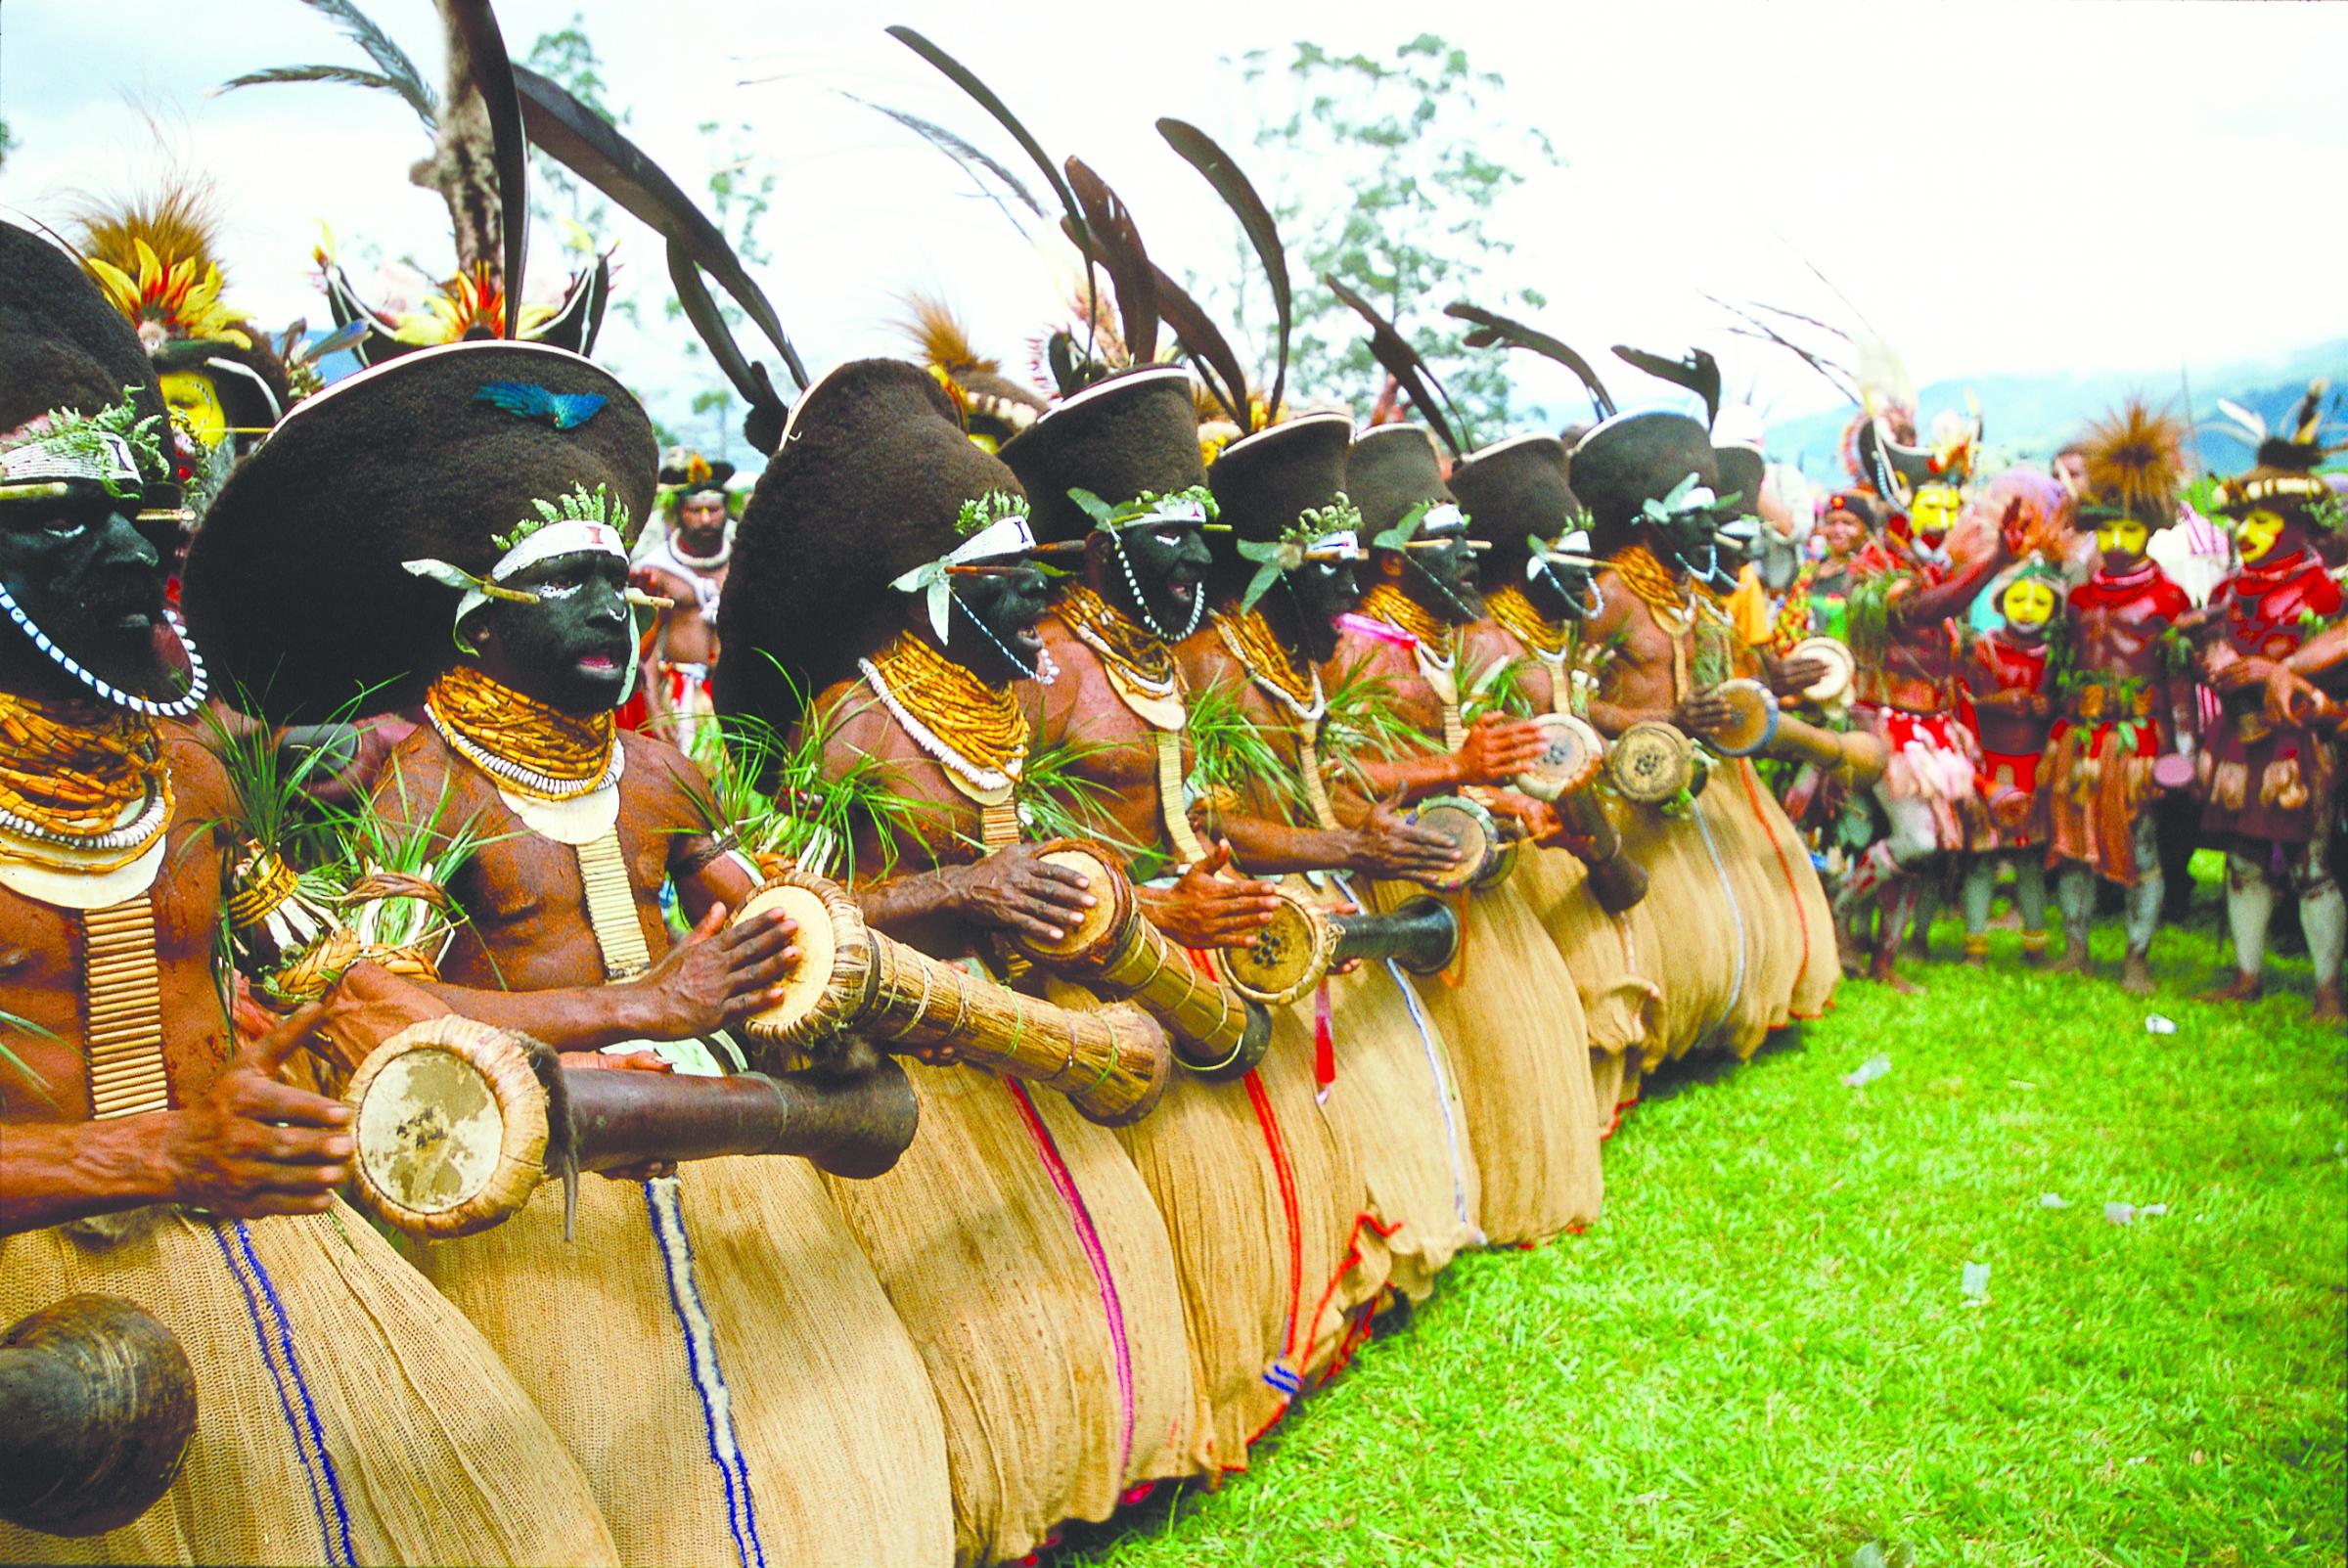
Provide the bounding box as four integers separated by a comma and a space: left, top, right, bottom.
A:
2105, 1202, 2170, 1226
1842, 1054, 1892, 1088
1961, 1260, 1992, 1302
2039, 1193, 2070, 1209
2145, 1014, 2178, 1035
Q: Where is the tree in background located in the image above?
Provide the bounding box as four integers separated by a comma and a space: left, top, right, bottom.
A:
1238, 34, 1560, 441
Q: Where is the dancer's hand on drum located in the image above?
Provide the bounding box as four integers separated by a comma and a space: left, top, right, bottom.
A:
637, 901, 801, 1036
1141, 842, 1284, 949
158, 1003, 354, 1218
1451, 713, 1548, 786
1482, 790, 1561, 846
1674, 688, 1738, 742
1767, 651, 1831, 700
952, 843, 1099, 945
1351, 797, 1464, 879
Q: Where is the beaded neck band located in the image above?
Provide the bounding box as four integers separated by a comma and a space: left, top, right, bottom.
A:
860, 631, 1030, 792
1485, 584, 1571, 658
0, 583, 210, 720
1058, 584, 1181, 696
0, 689, 174, 869
1212, 607, 1323, 720
426, 664, 620, 801
1608, 544, 1695, 632
1356, 582, 1455, 661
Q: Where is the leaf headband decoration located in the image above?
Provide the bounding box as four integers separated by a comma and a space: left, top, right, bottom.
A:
1065, 483, 1218, 534
1235, 493, 1365, 610
1640, 472, 1719, 527
1370, 497, 1468, 553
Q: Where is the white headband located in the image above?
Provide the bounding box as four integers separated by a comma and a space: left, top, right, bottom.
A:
403, 516, 630, 626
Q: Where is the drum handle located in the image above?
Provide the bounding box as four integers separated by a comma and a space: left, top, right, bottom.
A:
559, 1061, 920, 1183
1328, 898, 1461, 978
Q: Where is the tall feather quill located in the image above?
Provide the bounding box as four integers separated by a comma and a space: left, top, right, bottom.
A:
1443, 302, 1615, 420
514, 64, 807, 390
1611, 344, 1722, 430
1156, 118, 1290, 427
1325, 274, 1467, 456
1063, 158, 1155, 364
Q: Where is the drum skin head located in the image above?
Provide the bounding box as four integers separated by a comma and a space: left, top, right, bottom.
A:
1793, 637, 1854, 705
1029, 848, 1119, 959
353, 1047, 505, 1216
738, 882, 838, 1042
1224, 897, 1322, 1006
1517, 713, 1603, 801
1710, 678, 1779, 757
1608, 721, 1696, 803
1410, 799, 1492, 892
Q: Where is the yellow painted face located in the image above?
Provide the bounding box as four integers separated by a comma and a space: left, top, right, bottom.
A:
2094, 515, 2148, 560
1910, 483, 1961, 543
2235, 507, 2287, 564
1999, 575, 2057, 631
159, 370, 227, 449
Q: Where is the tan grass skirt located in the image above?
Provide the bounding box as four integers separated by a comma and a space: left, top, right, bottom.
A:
408, 1156, 953, 1568
1365, 875, 1603, 1245
1313, 873, 1482, 1301
1511, 845, 1665, 1141
818, 1064, 1199, 1566
0, 1200, 616, 1567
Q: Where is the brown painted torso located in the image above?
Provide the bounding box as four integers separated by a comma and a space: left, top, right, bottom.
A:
373, 727, 709, 990
1028, 614, 1182, 856
1323, 628, 1449, 747
0, 728, 237, 1122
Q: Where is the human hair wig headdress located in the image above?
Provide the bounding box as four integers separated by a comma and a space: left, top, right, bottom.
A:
2078, 399, 2188, 528
716, 358, 1047, 734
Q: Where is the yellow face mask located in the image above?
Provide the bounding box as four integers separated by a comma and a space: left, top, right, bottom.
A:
2235, 507, 2287, 564
1999, 576, 2057, 631
1910, 483, 1961, 543
2094, 516, 2148, 560
159, 371, 228, 449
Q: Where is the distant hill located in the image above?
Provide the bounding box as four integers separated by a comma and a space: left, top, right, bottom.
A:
1763, 338, 2347, 485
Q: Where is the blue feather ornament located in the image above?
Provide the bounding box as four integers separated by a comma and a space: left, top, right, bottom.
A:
474, 381, 608, 428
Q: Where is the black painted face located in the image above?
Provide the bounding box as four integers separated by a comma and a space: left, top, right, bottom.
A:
1526, 557, 1600, 622
1281, 558, 1361, 665
465, 550, 634, 715
1661, 510, 1723, 582
1407, 523, 1485, 624
1108, 519, 1210, 637
945, 560, 1054, 688
0, 487, 175, 701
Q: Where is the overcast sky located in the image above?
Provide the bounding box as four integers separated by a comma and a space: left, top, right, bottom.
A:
5, 1, 2344, 454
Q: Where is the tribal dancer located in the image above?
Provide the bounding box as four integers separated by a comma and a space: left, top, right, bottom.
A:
1326, 421, 1606, 1243
2196, 384, 2346, 1020
1836, 410, 2012, 990
1003, 364, 1370, 1471
0, 219, 617, 1568
182, 340, 956, 1568
630, 447, 734, 749
2044, 406, 2195, 992
716, 359, 1199, 1562
1447, 429, 1666, 1132
1571, 409, 1838, 1064
1954, 498, 2067, 967
1178, 407, 1484, 1304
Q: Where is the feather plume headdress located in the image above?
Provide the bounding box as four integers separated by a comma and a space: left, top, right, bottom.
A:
75, 182, 253, 351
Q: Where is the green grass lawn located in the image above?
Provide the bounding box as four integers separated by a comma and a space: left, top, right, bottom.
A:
1064, 869, 2348, 1567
